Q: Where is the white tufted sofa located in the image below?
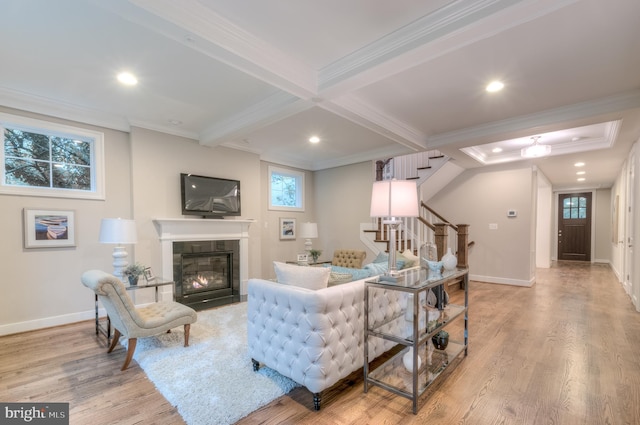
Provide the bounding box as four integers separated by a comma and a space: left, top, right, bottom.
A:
247, 275, 404, 410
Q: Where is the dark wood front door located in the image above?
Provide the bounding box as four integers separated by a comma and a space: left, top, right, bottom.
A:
558, 192, 591, 261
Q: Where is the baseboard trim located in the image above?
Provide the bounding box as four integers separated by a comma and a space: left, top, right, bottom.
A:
0, 309, 97, 337
470, 274, 534, 287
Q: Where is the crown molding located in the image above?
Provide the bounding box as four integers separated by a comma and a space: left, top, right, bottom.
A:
128, 119, 198, 141
428, 91, 640, 148
0, 86, 130, 132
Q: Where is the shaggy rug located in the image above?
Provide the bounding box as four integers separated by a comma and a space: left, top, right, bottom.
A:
123, 302, 300, 425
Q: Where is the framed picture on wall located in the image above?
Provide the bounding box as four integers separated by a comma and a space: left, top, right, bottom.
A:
23, 208, 76, 248
279, 218, 296, 240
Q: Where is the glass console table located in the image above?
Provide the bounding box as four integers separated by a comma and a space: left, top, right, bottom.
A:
94, 278, 174, 341
364, 267, 469, 414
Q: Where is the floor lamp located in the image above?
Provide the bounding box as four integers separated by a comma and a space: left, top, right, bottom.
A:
99, 218, 138, 281
370, 179, 419, 282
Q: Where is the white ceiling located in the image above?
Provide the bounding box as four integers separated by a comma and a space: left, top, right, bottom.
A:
2, 0, 640, 190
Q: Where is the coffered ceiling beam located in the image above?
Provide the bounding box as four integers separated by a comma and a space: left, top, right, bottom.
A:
317, 0, 579, 98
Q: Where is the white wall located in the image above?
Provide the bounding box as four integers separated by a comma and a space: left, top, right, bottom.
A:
594, 189, 612, 263
314, 161, 378, 264
259, 161, 317, 279
428, 163, 535, 286
0, 107, 132, 335
536, 168, 553, 268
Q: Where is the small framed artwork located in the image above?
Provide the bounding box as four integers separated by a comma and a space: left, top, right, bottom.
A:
279, 217, 296, 240
297, 254, 308, 262
143, 267, 156, 282
23, 208, 76, 248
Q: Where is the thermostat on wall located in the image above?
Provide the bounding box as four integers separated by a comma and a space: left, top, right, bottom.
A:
507, 209, 517, 217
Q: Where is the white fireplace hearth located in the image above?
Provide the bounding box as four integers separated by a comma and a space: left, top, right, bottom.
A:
153, 218, 254, 302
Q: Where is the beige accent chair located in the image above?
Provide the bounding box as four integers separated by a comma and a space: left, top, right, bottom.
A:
331, 249, 367, 269
81, 270, 197, 370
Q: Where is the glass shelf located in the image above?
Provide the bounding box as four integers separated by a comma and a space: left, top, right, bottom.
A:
364, 267, 469, 414
368, 340, 466, 396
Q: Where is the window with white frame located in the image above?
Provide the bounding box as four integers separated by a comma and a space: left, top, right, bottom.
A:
1, 113, 105, 200
269, 166, 304, 211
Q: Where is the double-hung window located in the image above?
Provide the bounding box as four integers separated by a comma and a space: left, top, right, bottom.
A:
1, 113, 105, 199
268, 166, 304, 212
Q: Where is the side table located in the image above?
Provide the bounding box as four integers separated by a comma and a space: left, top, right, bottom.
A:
94, 279, 174, 341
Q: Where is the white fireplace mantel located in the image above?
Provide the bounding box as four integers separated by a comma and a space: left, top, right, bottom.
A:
153, 218, 255, 295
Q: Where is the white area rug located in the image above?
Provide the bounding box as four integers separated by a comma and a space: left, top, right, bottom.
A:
124, 302, 300, 425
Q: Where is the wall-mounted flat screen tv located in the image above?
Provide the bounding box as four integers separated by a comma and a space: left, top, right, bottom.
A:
180, 173, 241, 218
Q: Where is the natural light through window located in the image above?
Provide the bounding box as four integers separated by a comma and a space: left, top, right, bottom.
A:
0, 113, 105, 199
269, 166, 304, 212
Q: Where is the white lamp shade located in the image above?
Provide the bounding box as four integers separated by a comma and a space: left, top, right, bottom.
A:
99, 218, 138, 244
370, 180, 419, 218
300, 222, 318, 239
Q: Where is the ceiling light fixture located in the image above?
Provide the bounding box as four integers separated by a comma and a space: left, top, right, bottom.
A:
486, 80, 504, 92
309, 136, 320, 144
576, 171, 586, 175
117, 72, 138, 86
521, 136, 551, 158
574, 162, 585, 167
492, 147, 503, 153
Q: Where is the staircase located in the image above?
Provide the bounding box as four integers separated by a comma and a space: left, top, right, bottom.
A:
364, 150, 470, 270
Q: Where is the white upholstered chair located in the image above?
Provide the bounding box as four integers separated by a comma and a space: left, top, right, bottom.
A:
81, 269, 197, 370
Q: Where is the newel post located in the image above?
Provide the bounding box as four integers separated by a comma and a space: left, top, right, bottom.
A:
456, 224, 470, 268
434, 223, 448, 261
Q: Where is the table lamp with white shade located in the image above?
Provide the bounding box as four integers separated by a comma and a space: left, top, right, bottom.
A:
299, 222, 318, 254
99, 218, 138, 280
370, 179, 419, 282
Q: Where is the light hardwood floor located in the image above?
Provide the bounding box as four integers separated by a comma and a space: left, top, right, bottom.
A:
2, 261, 639, 424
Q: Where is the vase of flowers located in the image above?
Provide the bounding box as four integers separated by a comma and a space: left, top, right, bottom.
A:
309, 249, 322, 264
123, 263, 145, 286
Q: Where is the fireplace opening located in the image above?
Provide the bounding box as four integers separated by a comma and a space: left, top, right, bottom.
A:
173, 240, 240, 310
181, 252, 232, 295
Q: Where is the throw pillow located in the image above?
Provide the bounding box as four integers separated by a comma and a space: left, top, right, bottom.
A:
401, 249, 419, 268
374, 252, 388, 263
273, 261, 330, 290
328, 271, 353, 286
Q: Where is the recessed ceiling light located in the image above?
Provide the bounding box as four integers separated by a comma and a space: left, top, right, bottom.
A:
576, 171, 586, 175
492, 147, 503, 153
117, 72, 138, 86
577, 177, 586, 182
309, 136, 320, 144
486, 81, 504, 92
574, 162, 585, 167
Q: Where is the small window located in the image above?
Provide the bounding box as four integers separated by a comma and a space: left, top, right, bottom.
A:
1, 113, 104, 200
563, 196, 587, 219
269, 166, 304, 212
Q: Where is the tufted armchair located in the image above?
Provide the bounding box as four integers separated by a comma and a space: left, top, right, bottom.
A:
332, 249, 367, 269
81, 270, 197, 370
247, 275, 403, 410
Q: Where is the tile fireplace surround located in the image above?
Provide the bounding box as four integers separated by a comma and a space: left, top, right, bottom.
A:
153, 218, 254, 303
